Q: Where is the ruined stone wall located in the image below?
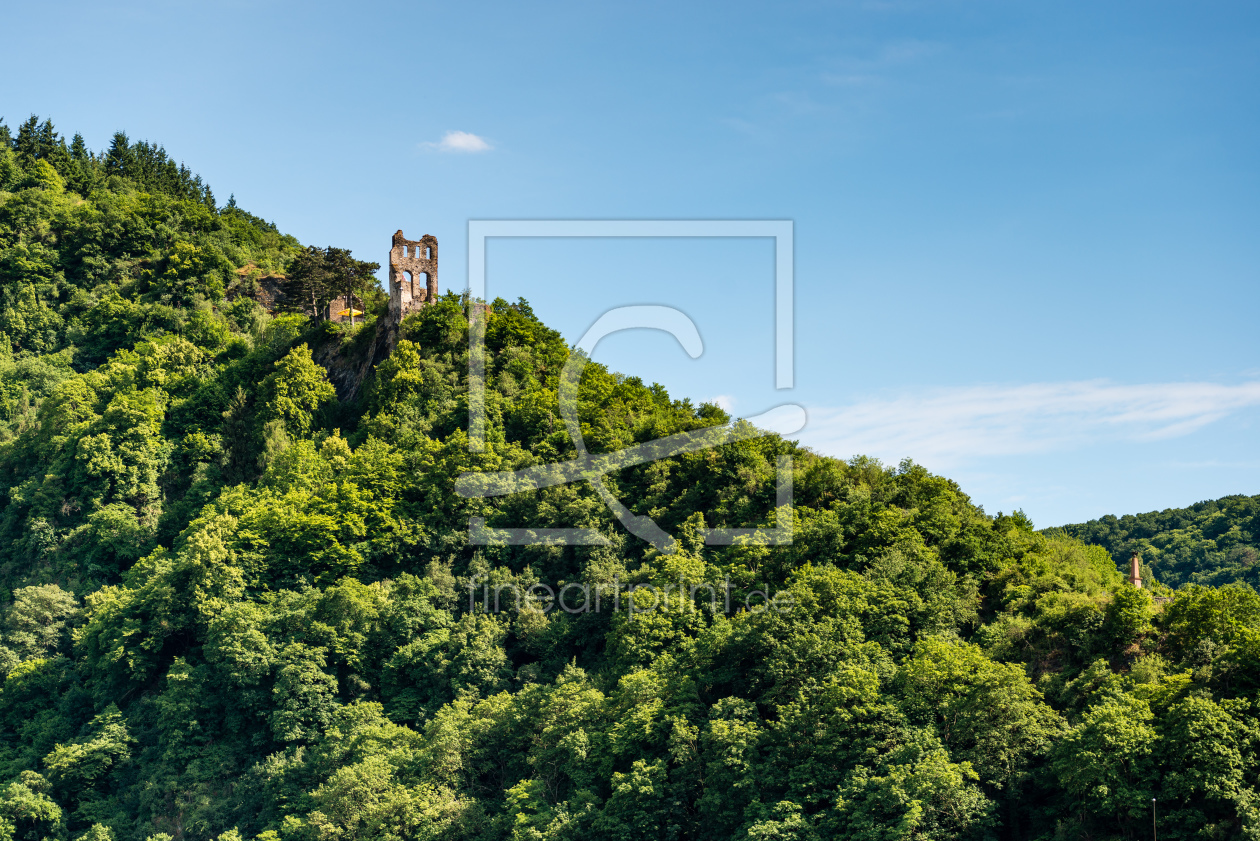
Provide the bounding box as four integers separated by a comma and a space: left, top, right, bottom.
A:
388, 230, 438, 325
328, 293, 364, 323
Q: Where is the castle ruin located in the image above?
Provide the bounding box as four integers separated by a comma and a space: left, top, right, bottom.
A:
270, 229, 445, 403
389, 230, 438, 324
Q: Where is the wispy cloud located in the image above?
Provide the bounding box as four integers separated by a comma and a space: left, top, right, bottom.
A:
708, 395, 735, 411
819, 37, 945, 86
421, 130, 493, 153
800, 380, 1260, 468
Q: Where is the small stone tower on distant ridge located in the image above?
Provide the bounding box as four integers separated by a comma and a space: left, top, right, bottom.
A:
389, 230, 438, 325
1128, 550, 1143, 589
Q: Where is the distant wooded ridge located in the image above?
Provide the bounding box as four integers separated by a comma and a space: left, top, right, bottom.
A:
1053, 493, 1260, 590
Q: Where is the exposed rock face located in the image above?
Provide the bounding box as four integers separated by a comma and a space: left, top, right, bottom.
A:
311, 330, 391, 404
253, 275, 286, 310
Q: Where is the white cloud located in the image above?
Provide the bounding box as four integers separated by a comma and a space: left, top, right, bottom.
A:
708, 394, 735, 411
799, 380, 1260, 468
421, 131, 493, 153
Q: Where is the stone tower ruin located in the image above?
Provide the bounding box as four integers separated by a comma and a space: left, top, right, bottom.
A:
389, 230, 438, 324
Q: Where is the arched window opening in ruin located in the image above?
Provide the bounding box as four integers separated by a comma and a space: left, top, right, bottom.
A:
388, 230, 439, 343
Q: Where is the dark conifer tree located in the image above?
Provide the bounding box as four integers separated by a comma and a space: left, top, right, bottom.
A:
281, 245, 331, 320
14, 116, 39, 158
69, 133, 89, 161
103, 131, 131, 177
280, 247, 379, 322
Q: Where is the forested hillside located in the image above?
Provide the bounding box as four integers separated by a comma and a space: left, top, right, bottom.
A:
1, 117, 1259, 841
1058, 494, 1260, 591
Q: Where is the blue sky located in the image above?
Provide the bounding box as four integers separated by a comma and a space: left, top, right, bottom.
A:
3, 0, 1257, 527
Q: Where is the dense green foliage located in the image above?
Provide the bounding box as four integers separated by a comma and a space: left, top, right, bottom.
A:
0, 118, 1258, 841
1058, 494, 1260, 590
